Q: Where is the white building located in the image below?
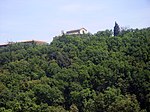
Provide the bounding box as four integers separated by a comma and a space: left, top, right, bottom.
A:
66, 28, 88, 35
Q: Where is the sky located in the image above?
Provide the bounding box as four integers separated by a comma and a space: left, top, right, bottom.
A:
0, 0, 150, 44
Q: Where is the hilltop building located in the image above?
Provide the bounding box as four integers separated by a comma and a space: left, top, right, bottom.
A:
20, 40, 48, 45
66, 28, 88, 35
0, 40, 48, 48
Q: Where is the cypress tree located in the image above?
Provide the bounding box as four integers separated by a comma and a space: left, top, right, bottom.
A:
114, 22, 120, 36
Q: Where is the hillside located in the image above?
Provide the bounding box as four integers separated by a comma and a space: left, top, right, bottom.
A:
0, 28, 150, 112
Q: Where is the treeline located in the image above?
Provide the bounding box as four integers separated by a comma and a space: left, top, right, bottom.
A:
0, 27, 150, 112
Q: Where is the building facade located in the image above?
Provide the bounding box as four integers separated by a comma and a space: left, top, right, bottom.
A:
66, 28, 88, 35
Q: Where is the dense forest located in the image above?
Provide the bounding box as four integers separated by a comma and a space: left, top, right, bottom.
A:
0, 27, 150, 112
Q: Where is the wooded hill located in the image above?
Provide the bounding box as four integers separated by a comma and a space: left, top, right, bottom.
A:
0, 27, 150, 112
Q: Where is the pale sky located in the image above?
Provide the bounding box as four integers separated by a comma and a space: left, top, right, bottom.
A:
0, 0, 150, 44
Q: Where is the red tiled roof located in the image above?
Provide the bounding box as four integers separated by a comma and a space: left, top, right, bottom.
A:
0, 40, 47, 47
20, 40, 47, 44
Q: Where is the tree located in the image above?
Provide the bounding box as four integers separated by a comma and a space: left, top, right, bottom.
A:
94, 87, 143, 112
114, 22, 120, 36
95, 29, 112, 37
0, 27, 150, 112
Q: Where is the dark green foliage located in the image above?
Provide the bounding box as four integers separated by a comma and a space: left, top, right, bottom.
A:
95, 29, 112, 37
0, 27, 150, 112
